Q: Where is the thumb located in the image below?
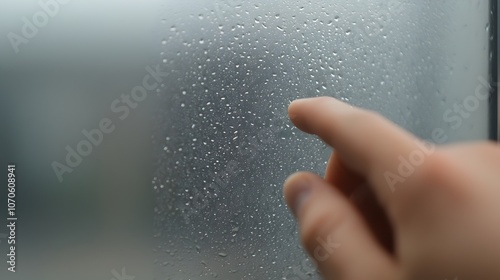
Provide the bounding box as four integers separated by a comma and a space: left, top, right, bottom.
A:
283, 172, 398, 280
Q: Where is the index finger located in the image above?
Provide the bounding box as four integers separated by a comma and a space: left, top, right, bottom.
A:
289, 97, 430, 215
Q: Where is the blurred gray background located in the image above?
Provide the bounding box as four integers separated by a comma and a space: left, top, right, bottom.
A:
0, 0, 495, 279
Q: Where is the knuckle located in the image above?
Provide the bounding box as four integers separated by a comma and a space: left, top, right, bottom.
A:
349, 108, 379, 122
418, 149, 451, 184
391, 150, 448, 222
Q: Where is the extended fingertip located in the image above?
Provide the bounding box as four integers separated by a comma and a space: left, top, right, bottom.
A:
288, 97, 348, 128
283, 172, 314, 217
288, 99, 307, 121
289, 98, 310, 106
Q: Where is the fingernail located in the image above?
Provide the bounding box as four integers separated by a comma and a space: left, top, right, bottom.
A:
284, 175, 313, 217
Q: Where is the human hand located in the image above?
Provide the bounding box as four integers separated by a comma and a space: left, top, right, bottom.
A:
283, 97, 500, 280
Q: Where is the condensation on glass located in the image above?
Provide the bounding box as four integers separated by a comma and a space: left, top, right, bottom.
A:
153, 1, 493, 279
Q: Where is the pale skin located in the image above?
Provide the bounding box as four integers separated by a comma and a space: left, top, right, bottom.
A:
283, 96, 500, 280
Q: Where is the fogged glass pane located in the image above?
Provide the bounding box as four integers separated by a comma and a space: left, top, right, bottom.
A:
154, 0, 491, 279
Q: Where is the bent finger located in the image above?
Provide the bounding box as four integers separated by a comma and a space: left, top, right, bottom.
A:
284, 172, 398, 280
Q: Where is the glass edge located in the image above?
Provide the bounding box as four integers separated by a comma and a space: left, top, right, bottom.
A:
491, 0, 499, 141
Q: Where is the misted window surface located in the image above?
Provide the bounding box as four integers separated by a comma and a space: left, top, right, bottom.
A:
153, 1, 490, 279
